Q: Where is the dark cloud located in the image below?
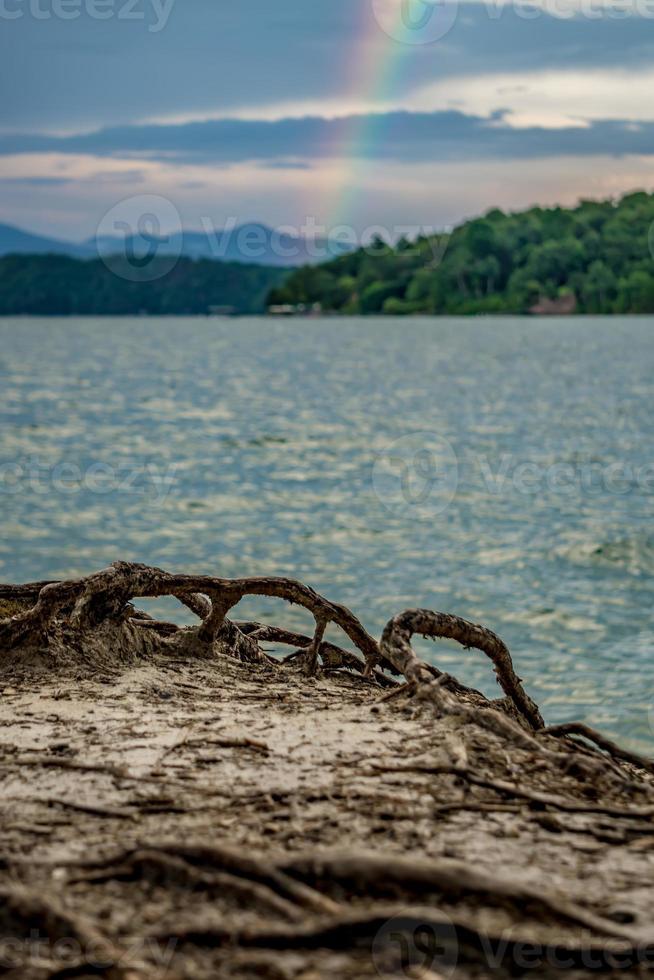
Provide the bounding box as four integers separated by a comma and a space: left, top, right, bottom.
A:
0, 176, 73, 186
0, 171, 145, 187
264, 160, 312, 170
86, 169, 146, 183
2, 109, 653, 165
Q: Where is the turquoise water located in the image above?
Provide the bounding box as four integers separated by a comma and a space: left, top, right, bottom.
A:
1, 315, 652, 749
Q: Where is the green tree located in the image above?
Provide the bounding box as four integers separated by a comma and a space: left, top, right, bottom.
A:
269, 190, 654, 316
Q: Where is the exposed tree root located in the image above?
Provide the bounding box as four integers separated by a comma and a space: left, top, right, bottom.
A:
276, 848, 645, 940
0, 884, 146, 979
234, 620, 398, 686
367, 764, 654, 819
0, 563, 549, 725
19, 797, 139, 820
380, 608, 543, 729
0, 562, 380, 677
69, 849, 306, 922
542, 722, 654, 776
85, 844, 635, 940
3, 564, 654, 978
379, 610, 654, 789
61, 844, 342, 918
38, 840, 654, 975
2, 563, 653, 787
153, 905, 654, 971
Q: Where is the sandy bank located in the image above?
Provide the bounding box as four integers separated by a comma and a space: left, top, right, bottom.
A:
1, 565, 654, 978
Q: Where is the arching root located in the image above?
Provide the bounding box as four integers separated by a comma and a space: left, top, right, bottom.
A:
2, 563, 653, 785
380, 608, 543, 730
0, 562, 381, 679
3, 574, 654, 979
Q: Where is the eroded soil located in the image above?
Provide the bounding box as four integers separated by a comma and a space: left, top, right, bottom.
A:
1, 643, 654, 980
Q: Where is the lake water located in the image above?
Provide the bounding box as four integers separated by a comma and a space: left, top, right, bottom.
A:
1, 315, 652, 750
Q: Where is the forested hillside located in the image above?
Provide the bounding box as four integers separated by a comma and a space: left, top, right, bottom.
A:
0, 254, 287, 316
268, 192, 654, 315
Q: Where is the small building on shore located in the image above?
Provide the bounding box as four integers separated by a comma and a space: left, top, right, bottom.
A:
267, 302, 322, 316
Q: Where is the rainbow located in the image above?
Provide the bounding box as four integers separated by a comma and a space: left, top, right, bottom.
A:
313, 0, 453, 239
317, 5, 407, 237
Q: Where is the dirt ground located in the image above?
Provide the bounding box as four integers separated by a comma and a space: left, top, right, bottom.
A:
2, 576, 654, 979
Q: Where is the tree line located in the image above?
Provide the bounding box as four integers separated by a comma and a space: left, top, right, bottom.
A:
267, 191, 654, 315
0, 254, 286, 316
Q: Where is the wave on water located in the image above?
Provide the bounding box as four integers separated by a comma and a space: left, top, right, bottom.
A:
555, 534, 654, 576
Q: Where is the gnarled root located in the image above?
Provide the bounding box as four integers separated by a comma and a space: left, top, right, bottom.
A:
3, 564, 653, 786
0, 561, 381, 679
379, 609, 654, 786
54, 844, 650, 974
380, 608, 543, 730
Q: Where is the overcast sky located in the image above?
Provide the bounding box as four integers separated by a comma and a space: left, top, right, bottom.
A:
1, 0, 653, 239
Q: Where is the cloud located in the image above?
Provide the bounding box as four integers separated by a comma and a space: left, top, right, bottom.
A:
2, 109, 653, 166
0, 175, 73, 186
4, 0, 654, 238
86, 168, 146, 183
1, 1, 654, 132
263, 160, 313, 170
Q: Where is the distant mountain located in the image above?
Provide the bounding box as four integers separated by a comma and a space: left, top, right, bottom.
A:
91, 223, 351, 267
0, 223, 88, 258
0, 221, 352, 267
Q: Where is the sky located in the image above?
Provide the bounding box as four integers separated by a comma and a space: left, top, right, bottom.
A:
1, 0, 654, 241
